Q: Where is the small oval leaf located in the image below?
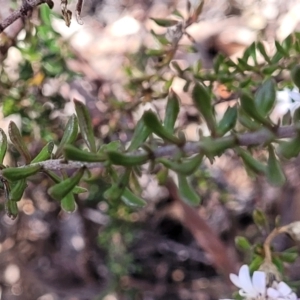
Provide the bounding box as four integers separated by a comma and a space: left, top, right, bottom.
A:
55, 114, 78, 158
2, 165, 42, 181
31, 141, 54, 163
74, 99, 97, 153
8, 121, 31, 164
254, 78, 276, 117
235, 236, 251, 251
61, 193, 76, 213
164, 89, 180, 133
266, 145, 286, 186
143, 110, 181, 144
107, 151, 148, 166
0, 129, 7, 164
178, 174, 200, 206
127, 117, 151, 151
192, 82, 216, 134
9, 179, 27, 202
64, 144, 106, 162
150, 18, 179, 27
240, 93, 272, 126
121, 188, 146, 207
216, 105, 237, 136
48, 167, 85, 201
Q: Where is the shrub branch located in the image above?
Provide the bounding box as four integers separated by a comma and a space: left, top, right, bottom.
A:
6, 123, 297, 172
0, 0, 46, 33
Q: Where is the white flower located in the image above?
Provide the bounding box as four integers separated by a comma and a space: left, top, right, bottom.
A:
221, 264, 299, 300
229, 265, 266, 299
267, 281, 298, 300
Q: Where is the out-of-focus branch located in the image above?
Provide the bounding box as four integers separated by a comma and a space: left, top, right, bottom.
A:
165, 178, 238, 279
0, 0, 46, 33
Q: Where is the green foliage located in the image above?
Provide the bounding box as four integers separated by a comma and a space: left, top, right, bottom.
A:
0, 4, 76, 138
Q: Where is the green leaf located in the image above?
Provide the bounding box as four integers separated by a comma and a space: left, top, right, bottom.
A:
2, 165, 42, 181
127, 117, 151, 151
5, 200, 18, 220
146, 49, 165, 56
279, 251, 298, 263
266, 146, 286, 186
291, 65, 300, 90
237, 58, 254, 71
157, 154, 203, 175
104, 169, 131, 201
107, 151, 148, 166
253, 209, 269, 231
61, 193, 76, 213
55, 114, 78, 158
0, 129, 7, 164
45, 170, 87, 195
150, 18, 179, 27
277, 136, 300, 159
257, 42, 271, 63
74, 99, 97, 153
216, 105, 237, 136
275, 41, 288, 56
236, 148, 266, 175
164, 89, 180, 133
249, 255, 264, 273
156, 166, 169, 185
240, 92, 272, 126
143, 110, 181, 144
178, 174, 200, 206
73, 186, 87, 194
98, 141, 123, 153
235, 236, 251, 251
262, 65, 279, 75
40, 4, 52, 26
271, 51, 283, 64
48, 167, 85, 201
9, 179, 27, 202
283, 34, 293, 51
192, 82, 216, 134
238, 109, 261, 131
201, 137, 236, 157
192, 0, 205, 19
64, 144, 106, 162
247, 42, 257, 64
121, 188, 146, 207
31, 141, 54, 163
254, 78, 276, 117
8, 121, 31, 164
213, 54, 225, 73
150, 30, 170, 46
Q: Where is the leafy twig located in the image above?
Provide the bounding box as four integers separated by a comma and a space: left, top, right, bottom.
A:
3, 123, 298, 173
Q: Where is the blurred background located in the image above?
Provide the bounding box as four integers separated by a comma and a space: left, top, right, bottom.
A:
1, 0, 300, 299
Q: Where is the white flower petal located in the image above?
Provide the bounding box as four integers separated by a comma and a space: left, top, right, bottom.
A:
252, 270, 266, 295
267, 287, 280, 299
277, 282, 292, 296
289, 292, 298, 300
238, 265, 257, 296
289, 91, 300, 102
230, 273, 242, 288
